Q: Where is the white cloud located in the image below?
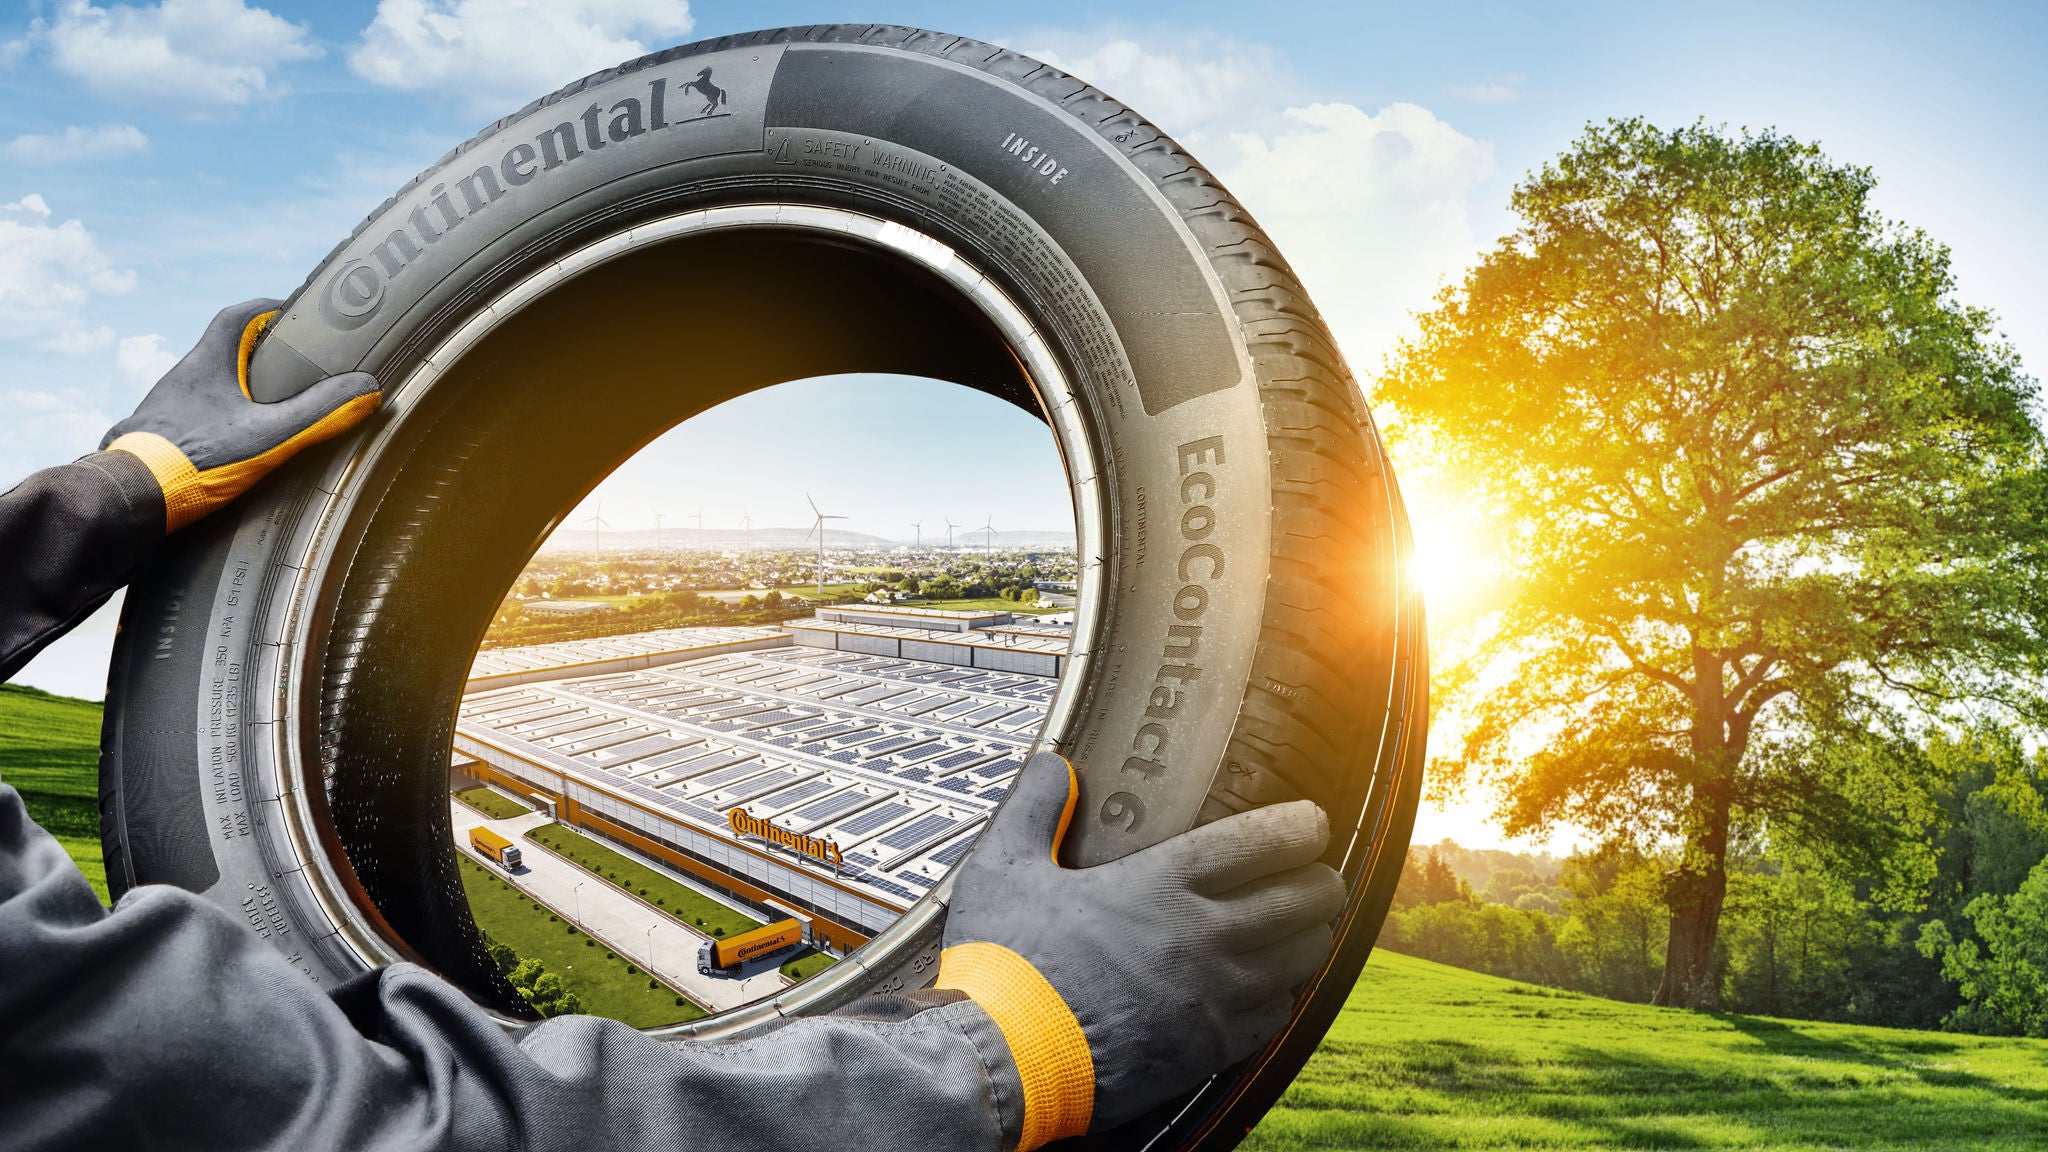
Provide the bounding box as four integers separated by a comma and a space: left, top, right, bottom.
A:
1024, 33, 1495, 375
350, 0, 694, 111
1220, 102, 1495, 371
117, 332, 178, 385
2, 123, 149, 165
42, 325, 115, 354
0, 194, 137, 351
1445, 74, 1530, 103
0, 387, 113, 469
36, 0, 318, 105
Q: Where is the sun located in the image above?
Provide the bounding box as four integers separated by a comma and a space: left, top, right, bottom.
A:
1404, 505, 1496, 631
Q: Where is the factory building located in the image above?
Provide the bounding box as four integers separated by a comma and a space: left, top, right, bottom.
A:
454, 608, 1069, 951
465, 625, 789, 693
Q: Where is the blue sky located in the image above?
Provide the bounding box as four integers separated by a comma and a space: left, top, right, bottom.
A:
4, 1, 2041, 842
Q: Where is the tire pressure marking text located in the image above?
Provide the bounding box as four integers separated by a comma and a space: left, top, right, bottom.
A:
999, 133, 1069, 185
210, 562, 247, 837
244, 881, 291, 940
1102, 436, 1227, 832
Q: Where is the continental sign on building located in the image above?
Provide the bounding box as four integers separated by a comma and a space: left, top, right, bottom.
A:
728, 808, 844, 869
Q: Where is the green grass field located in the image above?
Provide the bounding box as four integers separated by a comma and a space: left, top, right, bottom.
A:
0, 684, 108, 903
457, 855, 705, 1027
912, 596, 1065, 615
9, 689, 2048, 1144
770, 582, 867, 599
525, 823, 762, 939
454, 785, 531, 820
1245, 950, 2048, 1150
779, 947, 839, 982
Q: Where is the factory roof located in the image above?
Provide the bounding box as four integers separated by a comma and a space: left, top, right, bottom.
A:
455, 641, 1052, 913
465, 625, 789, 692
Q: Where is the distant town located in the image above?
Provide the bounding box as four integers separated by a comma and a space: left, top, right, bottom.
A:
486, 539, 1079, 650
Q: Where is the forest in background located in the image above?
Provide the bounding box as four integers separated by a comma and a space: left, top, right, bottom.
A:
1388, 726, 2048, 1034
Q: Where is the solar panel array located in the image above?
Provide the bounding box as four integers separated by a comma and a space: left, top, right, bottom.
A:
455, 626, 1065, 918
468, 624, 788, 678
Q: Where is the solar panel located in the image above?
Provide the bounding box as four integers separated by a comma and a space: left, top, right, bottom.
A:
859, 876, 921, 901
638, 743, 712, 770
834, 801, 913, 836
927, 836, 979, 868
684, 755, 766, 788
792, 789, 872, 822
586, 735, 692, 764
842, 683, 912, 706
880, 813, 955, 850
760, 779, 834, 809
797, 721, 867, 744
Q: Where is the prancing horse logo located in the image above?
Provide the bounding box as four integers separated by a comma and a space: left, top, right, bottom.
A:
680, 68, 727, 116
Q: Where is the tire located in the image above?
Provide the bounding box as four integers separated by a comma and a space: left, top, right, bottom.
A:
100, 25, 1426, 1151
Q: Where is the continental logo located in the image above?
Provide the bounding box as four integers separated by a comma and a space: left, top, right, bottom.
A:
729, 807, 844, 869
320, 68, 735, 329
731, 922, 802, 962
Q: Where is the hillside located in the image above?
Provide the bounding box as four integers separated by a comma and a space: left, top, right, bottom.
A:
1247, 950, 2048, 1149
0, 683, 108, 902
5, 690, 2046, 1147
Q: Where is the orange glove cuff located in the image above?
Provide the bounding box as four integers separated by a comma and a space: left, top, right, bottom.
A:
936, 941, 1095, 1150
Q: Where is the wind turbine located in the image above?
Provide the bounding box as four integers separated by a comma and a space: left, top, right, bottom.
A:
580, 499, 612, 554
806, 493, 849, 594
944, 518, 958, 550
910, 519, 924, 549
692, 506, 704, 551
652, 509, 667, 552
981, 515, 997, 561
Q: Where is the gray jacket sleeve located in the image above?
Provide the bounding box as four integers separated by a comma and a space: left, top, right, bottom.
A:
0, 460, 1027, 1152
0, 453, 164, 683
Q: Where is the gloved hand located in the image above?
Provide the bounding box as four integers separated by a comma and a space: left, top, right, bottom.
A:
937, 751, 1346, 1149
100, 298, 381, 532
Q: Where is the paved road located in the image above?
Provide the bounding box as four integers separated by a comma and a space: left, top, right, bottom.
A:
450, 798, 789, 1013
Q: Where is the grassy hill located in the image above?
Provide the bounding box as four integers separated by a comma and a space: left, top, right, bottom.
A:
1247, 951, 2048, 1150
0, 683, 107, 903
5, 685, 2046, 1146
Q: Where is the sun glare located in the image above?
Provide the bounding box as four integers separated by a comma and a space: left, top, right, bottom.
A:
1406, 510, 1494, 631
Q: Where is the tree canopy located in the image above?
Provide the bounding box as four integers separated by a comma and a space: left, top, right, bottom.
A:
1379, 118, 2048, 1007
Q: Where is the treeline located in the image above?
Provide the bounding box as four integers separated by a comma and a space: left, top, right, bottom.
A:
481, 589, 822, 649
482, 933, 583, 1017
1385, 728, 2048, 1034
870, 563, 1047, 604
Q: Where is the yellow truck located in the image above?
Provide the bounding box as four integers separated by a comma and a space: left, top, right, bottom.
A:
697, 918, 803, 975
469, 826, 523, 871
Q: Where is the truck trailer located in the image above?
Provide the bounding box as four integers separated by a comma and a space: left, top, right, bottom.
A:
697, 918, 803, 975
469, 826, 523, 871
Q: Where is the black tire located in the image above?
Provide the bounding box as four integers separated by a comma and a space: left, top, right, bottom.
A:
100, 25, 1425, 1150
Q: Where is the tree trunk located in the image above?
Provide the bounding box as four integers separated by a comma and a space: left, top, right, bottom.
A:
1663, 638, 1739, 1010
1655, 838, 1728, 1009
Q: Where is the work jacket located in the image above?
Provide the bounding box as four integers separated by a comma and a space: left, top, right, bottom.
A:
0, 453, 1025, 1151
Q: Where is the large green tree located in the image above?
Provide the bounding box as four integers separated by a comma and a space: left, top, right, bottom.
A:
1381, 120, 2048, 1008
